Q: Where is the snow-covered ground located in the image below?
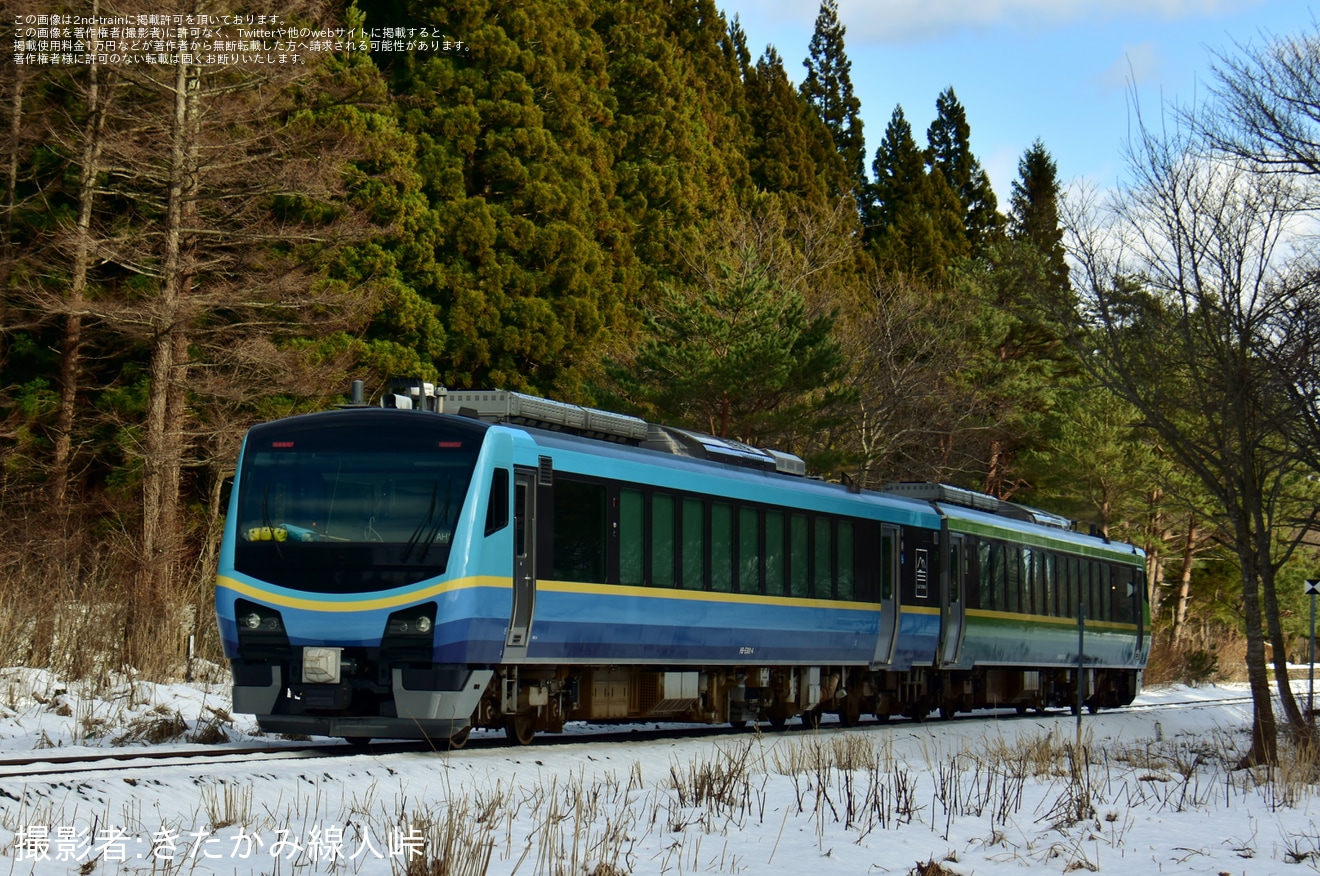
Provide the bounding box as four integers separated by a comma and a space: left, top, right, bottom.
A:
0, 667, 1316, 875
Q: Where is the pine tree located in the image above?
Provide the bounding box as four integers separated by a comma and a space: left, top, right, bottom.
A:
609, 252, 846, 444
376, 0, 626, 395
744, 47, 844, 205
799, 0, 866, 195
1008, 139, 1069, 295
926, 87, 1000, 254
866, 105, 965, 278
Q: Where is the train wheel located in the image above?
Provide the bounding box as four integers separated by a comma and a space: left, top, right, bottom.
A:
767, 711, 788, 731
838, 694, 862, 727
446, 726, 472, 751
803, 708, 822, 730
504, 713, 536, 746
342, 736, 371, 749
938, 702, 956, 721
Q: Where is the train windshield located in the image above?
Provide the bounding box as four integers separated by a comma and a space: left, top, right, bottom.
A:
232, 411, 488, 593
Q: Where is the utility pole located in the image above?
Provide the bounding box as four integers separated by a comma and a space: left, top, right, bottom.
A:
1307, 579, 1320, 723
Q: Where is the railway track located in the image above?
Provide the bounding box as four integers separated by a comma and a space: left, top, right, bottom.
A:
0, 691, 1258, 780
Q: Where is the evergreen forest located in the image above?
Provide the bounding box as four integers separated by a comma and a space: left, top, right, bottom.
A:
4, 0, 1320, 760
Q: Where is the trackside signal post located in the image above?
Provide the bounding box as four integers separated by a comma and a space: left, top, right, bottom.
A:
1308, 579, 1320, 723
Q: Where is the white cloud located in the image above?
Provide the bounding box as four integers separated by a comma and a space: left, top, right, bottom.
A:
1097, 41, 1166, 93
834, 0, 1264, 44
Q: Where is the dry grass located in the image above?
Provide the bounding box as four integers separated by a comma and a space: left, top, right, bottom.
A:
0, 491, 225, 685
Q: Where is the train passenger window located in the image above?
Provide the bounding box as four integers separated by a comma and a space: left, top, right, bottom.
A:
619, 488, 644, 586
651, 494, 675, 587
790, 514, 809, 598
1032, 553, 1042, 614
814, 518, 833, 598
553, 479, 606, 583
1005, 546, 1021, 613
1090, 561, 1105, 621
485, 469, 509, 536
837, 521, 855, 600
1020, 548, 1033, 615
1043, 553, 1057, 617
978, 542, 993, 609
711, 502, 734, 592
986, 542, 1002, 610
740, 507, 761, 593
681, 498, 705, 589
765, 511, 786, 596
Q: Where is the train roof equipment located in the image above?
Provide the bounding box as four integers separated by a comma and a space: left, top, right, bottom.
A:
881, 481, 1076, 531
368, 379, 809, 477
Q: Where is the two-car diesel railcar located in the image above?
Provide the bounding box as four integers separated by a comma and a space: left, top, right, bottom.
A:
215, 381, 1148, 745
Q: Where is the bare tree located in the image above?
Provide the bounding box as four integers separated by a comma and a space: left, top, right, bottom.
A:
1197, 23, 1320, 480
1062, 105, 1317, 765
6, 0, 382, 660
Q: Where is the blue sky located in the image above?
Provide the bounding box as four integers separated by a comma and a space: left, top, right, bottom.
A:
719, 0, 1317, 199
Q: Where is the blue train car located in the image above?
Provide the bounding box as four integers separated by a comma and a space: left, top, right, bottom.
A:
216, 382, 1147, 745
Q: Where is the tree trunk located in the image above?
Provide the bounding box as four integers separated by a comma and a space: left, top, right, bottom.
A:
1237, 537, 1278, 766
140, 49, 195, 609
53, 45, 113, 506
1258, 523, 1308, 731
1172, 514, 1196, 643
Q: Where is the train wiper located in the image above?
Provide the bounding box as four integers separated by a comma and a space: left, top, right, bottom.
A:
262, 487, 284, 557
415, 482, 452, 564
402, 482, 438, 562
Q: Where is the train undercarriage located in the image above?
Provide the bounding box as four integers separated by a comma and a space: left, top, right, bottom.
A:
441, 661, 1140, 747
236, 651, 1140, 747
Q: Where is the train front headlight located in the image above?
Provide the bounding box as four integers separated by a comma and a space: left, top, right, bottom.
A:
234, 599, 288, 654
382, 603, 438, 661
385, 604, 437, 637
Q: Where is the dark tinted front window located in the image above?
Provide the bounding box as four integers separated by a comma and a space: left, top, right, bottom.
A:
233, 410, 487, 593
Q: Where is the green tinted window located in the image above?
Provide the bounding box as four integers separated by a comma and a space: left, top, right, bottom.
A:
651, 494, 675, 586
765, 511, 786, 596
790, 514, 809, 597
711, 502, 733, 592
740, 506, 761, 593
619, 488, 644, 585
681, 498, 705, 589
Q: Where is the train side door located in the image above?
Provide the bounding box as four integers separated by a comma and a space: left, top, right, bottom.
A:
871, 524, 901, 666
506, 467, 538, 659
938, 532, 967, 666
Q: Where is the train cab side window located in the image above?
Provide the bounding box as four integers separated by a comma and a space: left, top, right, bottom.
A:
484, 469, 510, 536
651, 494, 676, 587
552, 478, 606, 583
